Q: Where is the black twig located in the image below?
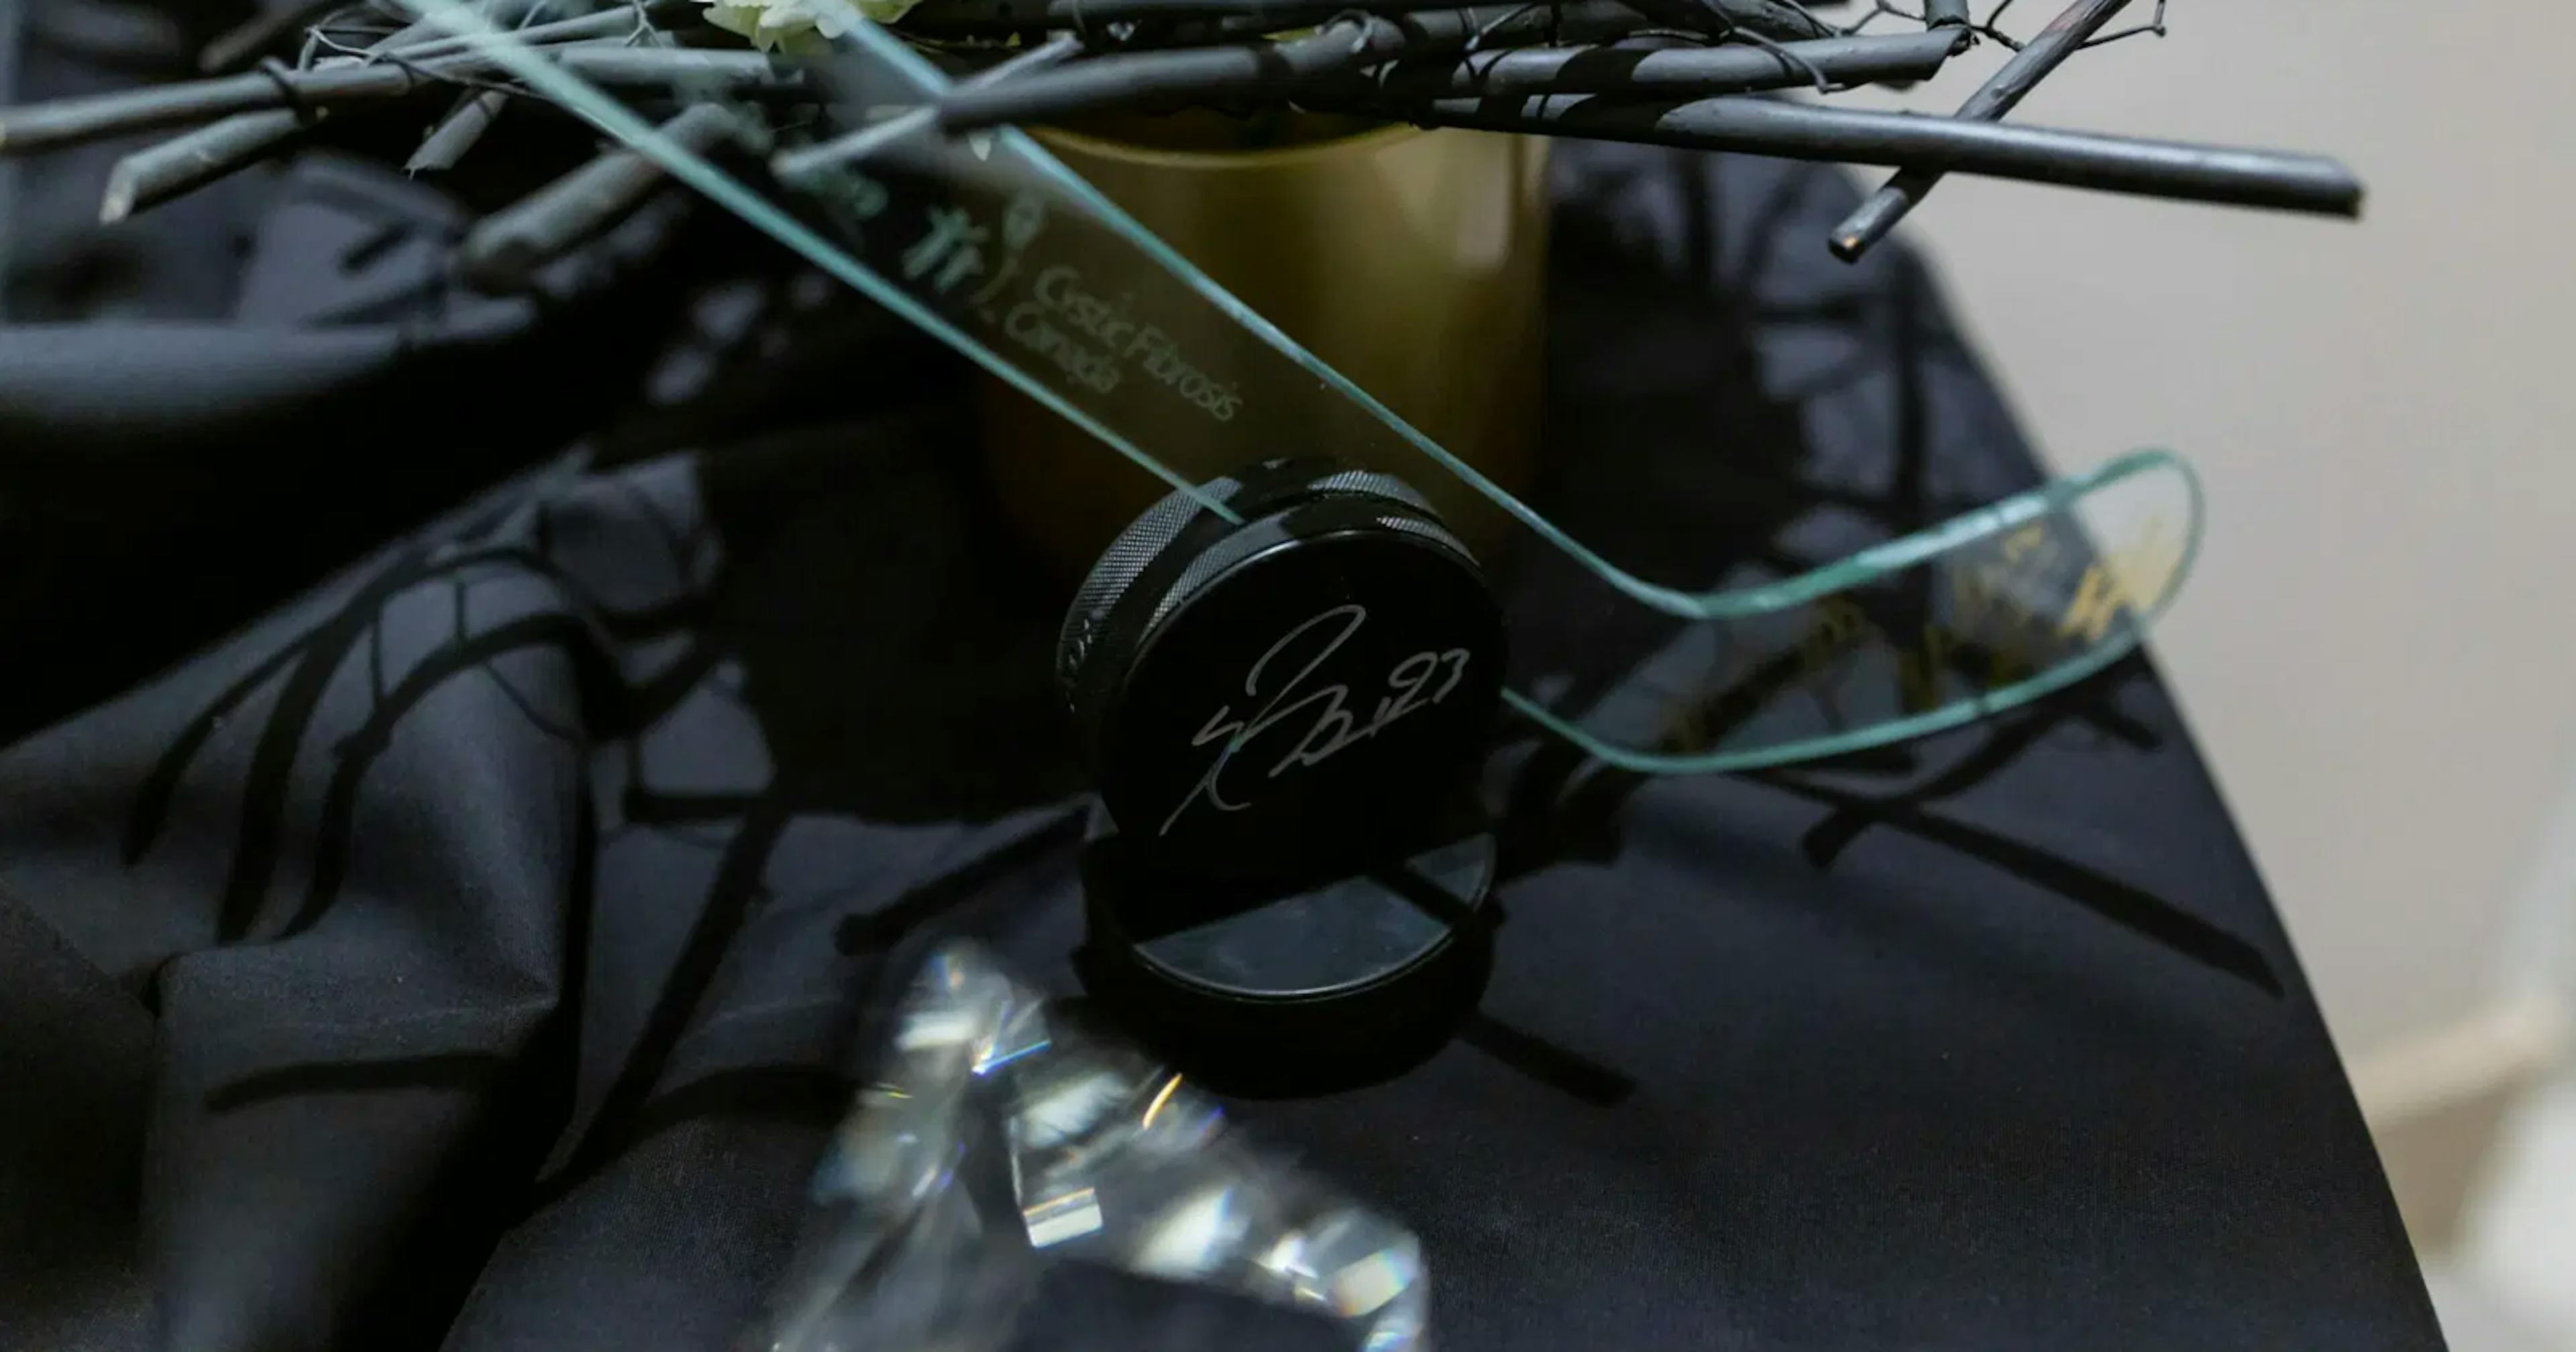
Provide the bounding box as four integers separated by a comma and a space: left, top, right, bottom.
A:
938, 13, 1407, 128
903, 0, 1484, 38
1356, 93, 2364, 217
1465, 3, 1548, 50
200, 0, 352, 74
1699, 0, 1833, 40
772, 33, 1082, 182
408, 88, 511, 172
392, 0, 655, 174
539, 46, 813, 96
936, 0, 1642, 128
101, 109, 318, 223
1714, 0, 1835, 40
394, 0, 693, 64
460, 101, 742, 292
1829, 0, 2134, 261
105, 4, 479, 221
0, 58, 432, 156
1714, 27, 1831, 92
900, 0, 1676, 37
0, 47, 804, 158
299, 10, 457, 68
1363, 30, 1962, 99
2077, 0, 2166, 48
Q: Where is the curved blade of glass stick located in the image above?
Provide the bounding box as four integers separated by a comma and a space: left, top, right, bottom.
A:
417, 1, 2204, 773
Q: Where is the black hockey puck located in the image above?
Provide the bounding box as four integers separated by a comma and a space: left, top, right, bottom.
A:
1056, 459, 1505, 882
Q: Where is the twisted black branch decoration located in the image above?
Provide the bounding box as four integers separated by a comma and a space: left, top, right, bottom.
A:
0, 0, 2353, 272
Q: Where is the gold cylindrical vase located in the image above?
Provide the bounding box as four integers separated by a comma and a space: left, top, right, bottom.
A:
977, 115, 1550, 576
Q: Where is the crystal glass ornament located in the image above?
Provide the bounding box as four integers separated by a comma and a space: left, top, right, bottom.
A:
739, 944, 1429, 1352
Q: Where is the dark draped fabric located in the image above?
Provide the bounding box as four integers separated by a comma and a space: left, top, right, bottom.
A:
0, 6, 2440, 1349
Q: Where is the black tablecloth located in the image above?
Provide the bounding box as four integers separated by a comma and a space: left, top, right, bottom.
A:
0, 7, 2442, 1350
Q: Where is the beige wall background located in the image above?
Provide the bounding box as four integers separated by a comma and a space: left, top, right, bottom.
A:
1835, 3, 2576, 1076
1832, 15, 2576, 1314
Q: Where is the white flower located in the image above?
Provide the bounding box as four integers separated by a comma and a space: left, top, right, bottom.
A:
699, 0, 920, 53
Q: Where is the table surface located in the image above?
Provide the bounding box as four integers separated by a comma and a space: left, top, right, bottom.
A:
0, 13, 2441, 1351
